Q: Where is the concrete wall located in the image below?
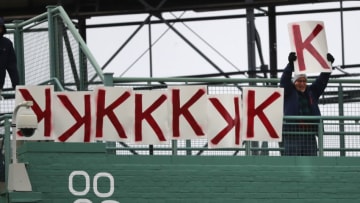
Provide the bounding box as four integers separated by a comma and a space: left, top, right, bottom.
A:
3, 142, 360, 203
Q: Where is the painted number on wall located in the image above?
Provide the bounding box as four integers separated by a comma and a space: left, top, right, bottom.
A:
69, 170, 120, 203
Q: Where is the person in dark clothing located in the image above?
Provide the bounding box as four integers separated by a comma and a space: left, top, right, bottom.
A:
0, 17, 20, 191
0, 17, 19, 98
279, 52, 334, 156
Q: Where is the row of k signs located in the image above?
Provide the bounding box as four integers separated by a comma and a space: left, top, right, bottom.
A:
15, 85, 284, 148
13, 20, 331, 148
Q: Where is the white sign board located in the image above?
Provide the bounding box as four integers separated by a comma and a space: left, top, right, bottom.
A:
14, 85, 284, 148
241, 87, 283, 142
288, 21, 332, 74
207, 94, 242, 148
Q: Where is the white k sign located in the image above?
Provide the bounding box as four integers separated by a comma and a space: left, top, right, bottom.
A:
288, 21, 332, 74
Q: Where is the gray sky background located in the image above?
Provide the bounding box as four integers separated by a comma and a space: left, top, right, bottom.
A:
85, 2, 360, 79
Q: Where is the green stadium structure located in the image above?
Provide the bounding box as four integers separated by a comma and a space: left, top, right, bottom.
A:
0, 4, 360, 203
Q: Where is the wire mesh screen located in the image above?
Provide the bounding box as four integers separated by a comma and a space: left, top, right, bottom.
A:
0, 97, 14, 115
321, 85, 360, 157
22, 15, 99, 90
60, 18, 100, 91
23, 21, 51, 85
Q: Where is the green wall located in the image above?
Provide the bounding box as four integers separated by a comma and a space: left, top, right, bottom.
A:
2, 142, 360, 203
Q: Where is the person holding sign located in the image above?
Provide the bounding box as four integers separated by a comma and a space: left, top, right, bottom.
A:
279, 52, 334, 156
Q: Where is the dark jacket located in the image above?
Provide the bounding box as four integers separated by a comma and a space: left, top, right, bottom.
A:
280, 63, 330, 133
280, 63, 330, 116
0, 35, 19, 89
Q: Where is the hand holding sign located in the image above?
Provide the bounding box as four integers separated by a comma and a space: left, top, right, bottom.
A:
288, 21, 332, 74
327, 53, 335, 64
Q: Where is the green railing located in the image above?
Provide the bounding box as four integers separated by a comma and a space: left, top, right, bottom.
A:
1, 111, 360, 160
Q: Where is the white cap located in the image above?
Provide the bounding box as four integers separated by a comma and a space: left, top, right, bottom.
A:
292, 74, 307, 83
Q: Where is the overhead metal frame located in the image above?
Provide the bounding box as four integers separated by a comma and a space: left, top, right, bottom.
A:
81, 2, 360, 80
1, 0, 360, 80
0, 0, 352, 19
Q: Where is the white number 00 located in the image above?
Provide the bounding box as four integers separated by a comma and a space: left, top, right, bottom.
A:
69, 171, 115, 198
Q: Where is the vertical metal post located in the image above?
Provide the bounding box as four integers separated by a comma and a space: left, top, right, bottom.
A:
47, 6, 62, 91
268, 6, 277, 80
338, 84, 345, 156
172, 140, 178, 156
13, 20, 25, 85
148, 16, 153, 78
318, 119, 324, 157
339, 0, 345, 67
103, 72, 116, 154
246, 3, 256, 78
78, 16, 88, 91
186, 140, 191, 156
4, 118, 11, 192
148, 17, 154, 155
47, 7, 56, 80
246, 0, 258, 155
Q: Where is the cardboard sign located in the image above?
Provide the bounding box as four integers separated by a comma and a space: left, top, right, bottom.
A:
14, 85, 284, 147
207, 94, 242, 148
288, 21, 332, 74
15, 86, 54, 140
241, 87, 283, 142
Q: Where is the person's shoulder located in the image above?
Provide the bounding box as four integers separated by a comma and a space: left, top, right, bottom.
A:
0, 36, 13, 46
0, 36, 11, 42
